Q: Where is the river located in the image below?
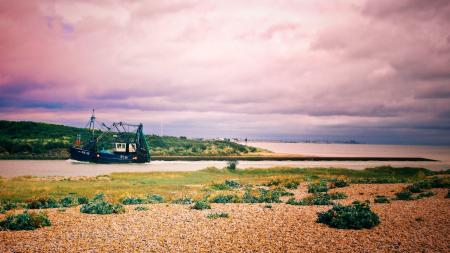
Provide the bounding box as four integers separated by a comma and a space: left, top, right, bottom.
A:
0, 142, 448, 177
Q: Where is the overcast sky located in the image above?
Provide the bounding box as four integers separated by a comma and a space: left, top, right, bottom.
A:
0, 0, 449, 144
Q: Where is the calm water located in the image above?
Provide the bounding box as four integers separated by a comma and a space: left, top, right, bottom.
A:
0, 142, 448, 177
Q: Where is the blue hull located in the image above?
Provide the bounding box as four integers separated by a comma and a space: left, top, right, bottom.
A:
70, 147, 149, 164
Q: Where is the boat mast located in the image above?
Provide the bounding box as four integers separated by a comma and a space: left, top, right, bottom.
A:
88, 109, 96, 139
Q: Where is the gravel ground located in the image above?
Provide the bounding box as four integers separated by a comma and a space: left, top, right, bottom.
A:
1, 184, 449, 252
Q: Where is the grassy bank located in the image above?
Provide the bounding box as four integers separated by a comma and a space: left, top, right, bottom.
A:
0, 166, 446, 203
0, 120, 263, 159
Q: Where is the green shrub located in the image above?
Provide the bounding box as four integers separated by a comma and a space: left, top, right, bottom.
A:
80, 193, 125, 214
265, 179, 282, 187
121, 196, 146, 205
171, 197, 193, 205
134, 206, 149, 211
329, 192, 348, 200
416, 191, 435, 199
395, 190, 413, 200
192, 201, 211, 210
147, 194, 164, 203
287, 193, 334, 206
0, 211, 51, 231
211, 183, 230, 190
227, 160, 238, 171
284, 181, 299, 189
446, 190, 450, 198
329, 179, 349, 188
308, 182, 328, 193
429, 177, 448, 188
210, 194, 240, 203
77, 196, 89, 204
0, 200, 17, 212
207, 212, 229, 219
317, 201, 380, 229
264, 204, 272, 209
57, 208, 66, 212
406, 184, 423, 193
374, 195, 390, 203
80, 201, 125, 214
59, 195, 77, 207
273, 187, 294, 196
243, 188, 283, 203
224, 179, 241, 188
26, 197, 59, 209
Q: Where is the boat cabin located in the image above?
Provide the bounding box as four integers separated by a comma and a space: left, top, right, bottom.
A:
114, 143, 137, 153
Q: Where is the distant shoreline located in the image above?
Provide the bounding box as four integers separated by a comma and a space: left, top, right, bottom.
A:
0, 154, 436, 162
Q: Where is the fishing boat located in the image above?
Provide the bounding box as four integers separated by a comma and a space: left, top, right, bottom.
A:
70, 110, 150, 163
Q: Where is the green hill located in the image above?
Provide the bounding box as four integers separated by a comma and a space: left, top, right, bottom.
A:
0, 120, 260, 159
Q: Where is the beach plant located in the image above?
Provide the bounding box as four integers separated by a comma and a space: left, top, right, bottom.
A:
317, 201, 380, 229
121, 196, 146, 205
329, 192, 348, 200
224, 179, 241, 188
171, 197, 193, 205
147, 194, 164, 203
264, 204, 272, 209
429, 177, 448, 188
211, 183, 231, 190
329, 178, 349, 188
134, 206, 149, 211
284, 180, 300, 189
265, 179, 282, 187
374, 195, 390, 203
307, 182, 329, 193
0, 200, 17, 213
287, 193, 333, 206
206, 212, 229, 219
59, 195, 78, 207
191, 200, 211, 210
210, 194, 240, 203
395, 190, 413, 200
416, 191, 435, 199
26, 197, 59, 209
80, 193, 125, 214
242, 188, 282, 203
0, 211, 51, 231
77, 196, 89, 205
446, 190, 450, 198
406, 183, 423, 193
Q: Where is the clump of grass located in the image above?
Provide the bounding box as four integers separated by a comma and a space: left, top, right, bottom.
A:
0, 211, 51, 231
80, 193, 125, 214
59, 195, 78, 207
77, 196, 89, 204
121, 196, 146, 205
374, 195, 390, 203
273, 187, 294, 196
171, 197, 193, 205
242, 188, 282, 203
446, 190, 450, 198
57, 208, 66, 212
329, 192, 348, 200
264, 179, 282, 187
191, 200, 211, 210
134, 206, 149, 211
307, 182, 329, 193
395, 190, 413, 200
329, 178, 349, 188
210, 194, 240, 203
264, 204, 272, 209
207, 212, 229, 219
287, 193, 333, 206
284, 180, 300, 189
406, 183, 423, 193
0, 200, 17, 213
26, 197, 59, 209
147, 194, 164, 203
224, 179, 241, 188
416, 191, 435, 199
317, 201, 380, 229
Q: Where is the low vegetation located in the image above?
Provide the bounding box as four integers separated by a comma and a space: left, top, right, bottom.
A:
192, 201, 211, 210
416, 191, 435, 199
171, 197, 193, 205
26, 197, 60, 209
307, 182, 329, 193
206, 212, 229, 219
0, 211, 51, 231
317, 201, 380, 229
210, 194, 241, 203
374, 195, 390, 203
80, 193, 125, 214
395, 190, 414, 200
134, 206, 149, 211
242, 188, 283, 203
329, 178, 349, 188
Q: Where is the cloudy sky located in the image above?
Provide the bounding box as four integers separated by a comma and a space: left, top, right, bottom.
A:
0, 0, 449, 144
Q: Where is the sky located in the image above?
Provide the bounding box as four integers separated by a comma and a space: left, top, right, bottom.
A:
0, 0, 449, 145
